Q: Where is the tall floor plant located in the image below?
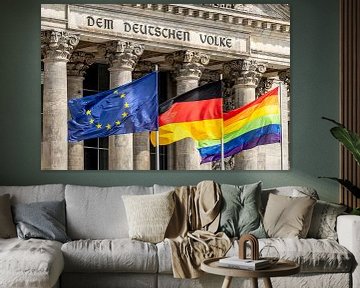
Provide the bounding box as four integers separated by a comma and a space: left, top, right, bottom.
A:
320, 117, 360, 213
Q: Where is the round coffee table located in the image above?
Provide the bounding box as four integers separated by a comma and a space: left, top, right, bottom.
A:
201, 257, 300, 288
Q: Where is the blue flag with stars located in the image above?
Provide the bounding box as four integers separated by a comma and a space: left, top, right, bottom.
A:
68, 72, 158, 142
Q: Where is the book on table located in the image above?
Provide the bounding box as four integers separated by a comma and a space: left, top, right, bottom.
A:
218, 257, 271, 270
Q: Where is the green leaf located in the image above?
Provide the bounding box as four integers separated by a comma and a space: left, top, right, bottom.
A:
322, 117, 360, 165
319, 177, 360, 198
330, 126, 360, 165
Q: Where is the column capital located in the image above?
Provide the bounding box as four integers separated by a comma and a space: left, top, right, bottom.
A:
105, 41, 144, 71
67, 51, 95, 77
166, 50, 210, 80
223, 59, 267, 87
278, 69, 290, 86
41, 30, 79, 62
200, 69, 220, 84
133, 60, 156, 80
256, 77, 275, 97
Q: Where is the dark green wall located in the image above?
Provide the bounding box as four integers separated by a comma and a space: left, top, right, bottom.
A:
0, 0, 340, 203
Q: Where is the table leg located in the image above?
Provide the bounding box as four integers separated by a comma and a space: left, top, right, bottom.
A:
221, 276, 233, 288
251, 278, 258, 288
263, 277, 273, 288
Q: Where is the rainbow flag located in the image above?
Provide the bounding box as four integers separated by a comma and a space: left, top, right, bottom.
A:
197, 87, 281, 163
150, 81, 223, 146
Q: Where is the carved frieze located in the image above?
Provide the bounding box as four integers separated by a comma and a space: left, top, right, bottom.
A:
41, 30, 80, 62
166, 50, 210, 79
105, 40, 144, 70
223, 59, 266, 87
67, 51, 95, 77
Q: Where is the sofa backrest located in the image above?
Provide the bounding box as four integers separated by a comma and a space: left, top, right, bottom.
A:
65, 184, 154, 240
0, 184, 65, 204
261, 186, 319, 212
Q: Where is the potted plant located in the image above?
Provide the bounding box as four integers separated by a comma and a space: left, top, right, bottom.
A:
320, 117, 360, 215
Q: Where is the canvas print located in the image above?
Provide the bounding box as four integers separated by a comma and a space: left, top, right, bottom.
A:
41, 4, 290, 170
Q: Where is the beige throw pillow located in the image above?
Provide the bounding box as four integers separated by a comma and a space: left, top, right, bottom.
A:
0, 194, 17, 238
263, 193, 316, 238
122, 191, 175, 243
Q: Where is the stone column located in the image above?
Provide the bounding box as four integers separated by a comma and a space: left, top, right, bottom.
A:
166, 50, 210, 170
67, 51, 95, 170
278, 69, 291, 170
223, 59, 266, 170
133, 61, 155, 170
41, 30, 79, 170
105, 41, 144, 170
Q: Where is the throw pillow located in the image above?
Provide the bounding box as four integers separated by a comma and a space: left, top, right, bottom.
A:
12, 200, 70, 243
307, 200, 347, 240
263, 193, 316, 238
0, 194, 17, 238
218, 182, 267, 238
122, 191, 175, 243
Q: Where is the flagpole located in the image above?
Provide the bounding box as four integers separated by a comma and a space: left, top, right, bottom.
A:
155, 64, 160, 171
279, 82, 284, 170
220, 74, 225, 171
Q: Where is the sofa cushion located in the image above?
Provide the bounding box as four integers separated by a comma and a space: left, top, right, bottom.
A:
158, 237, 353, 274
307, 200, 347, 240
0, 194, 16, 238
65, 185, 153, 239
263, 193, 316, 238
61, 239, 158, 273
0, 238, 63, 288
122, 191, 175, 243
225, 238, 354, 273
12, 200, 70, 243
0, 184, 65, 204
218, 182, 266, 238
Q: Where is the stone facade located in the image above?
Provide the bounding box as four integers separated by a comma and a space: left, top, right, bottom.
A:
41, 4, 290, 170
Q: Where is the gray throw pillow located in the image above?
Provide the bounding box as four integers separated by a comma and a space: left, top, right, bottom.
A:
218, 182, 266, 238
0, 194, 16, 238
12, 200, 70, 243
307, 200, 347, 240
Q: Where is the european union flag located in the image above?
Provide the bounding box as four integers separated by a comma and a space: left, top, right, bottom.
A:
68, 72, 158, 142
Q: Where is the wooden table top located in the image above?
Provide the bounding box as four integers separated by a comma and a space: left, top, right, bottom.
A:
201, 257, 300, 278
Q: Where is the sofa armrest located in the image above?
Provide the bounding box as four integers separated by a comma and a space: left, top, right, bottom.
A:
337, 215, 360, 288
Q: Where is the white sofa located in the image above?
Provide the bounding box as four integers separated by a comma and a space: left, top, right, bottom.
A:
0, 184, 359, 288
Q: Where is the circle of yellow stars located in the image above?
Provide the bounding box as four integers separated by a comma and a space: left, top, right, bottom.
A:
86, 90, 130, 130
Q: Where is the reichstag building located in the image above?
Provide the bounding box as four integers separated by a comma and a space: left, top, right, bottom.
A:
41, 4, 290, 170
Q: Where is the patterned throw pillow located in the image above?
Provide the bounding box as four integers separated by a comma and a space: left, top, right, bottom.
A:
307, 200, 347, 240
217, 182, 266, 239
122, 191, 175, 243
0, 194, 16, 238
263, 194, 316, 238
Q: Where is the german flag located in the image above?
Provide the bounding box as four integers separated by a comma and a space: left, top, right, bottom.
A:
150, 81, 223, 146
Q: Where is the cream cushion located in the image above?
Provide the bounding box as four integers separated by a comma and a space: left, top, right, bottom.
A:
263, 193, 316, 238
0, 238, 63, 288
62, 239, 158, 273
65, 185, 153, 239
122, 191, 175, 243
